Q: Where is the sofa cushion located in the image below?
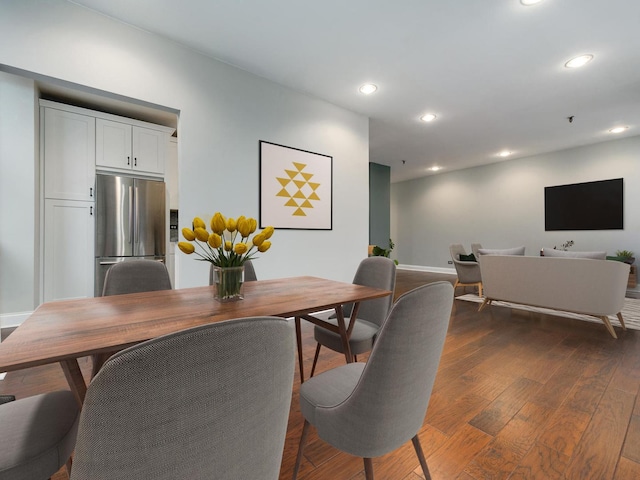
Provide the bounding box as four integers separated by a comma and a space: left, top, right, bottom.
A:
542, 249, 606, 260
477, 246, 525, 256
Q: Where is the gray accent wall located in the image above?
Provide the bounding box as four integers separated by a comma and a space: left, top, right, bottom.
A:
391, 136, 640, 269
369, 162, 390, 249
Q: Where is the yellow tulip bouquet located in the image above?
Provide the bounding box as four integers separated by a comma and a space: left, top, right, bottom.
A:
178, 212, 274, 301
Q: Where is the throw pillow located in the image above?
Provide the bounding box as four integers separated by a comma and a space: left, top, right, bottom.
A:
459, 253, 477, 262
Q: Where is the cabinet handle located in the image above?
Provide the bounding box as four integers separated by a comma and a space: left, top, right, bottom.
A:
89, 187, 93, 197
90, 206, 93, 216
134, 157, 137, 167
127, 156, 130, 165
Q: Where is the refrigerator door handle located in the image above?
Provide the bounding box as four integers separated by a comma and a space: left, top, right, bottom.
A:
129, 185, 134, 245
99, 261, 120, 266
134, 186, 139, 245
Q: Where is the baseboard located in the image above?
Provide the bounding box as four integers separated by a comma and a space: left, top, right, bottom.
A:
397, 264, 456, 275
0, 311, 32, 330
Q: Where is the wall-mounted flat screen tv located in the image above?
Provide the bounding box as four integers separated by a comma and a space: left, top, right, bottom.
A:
545, 178, 623, 231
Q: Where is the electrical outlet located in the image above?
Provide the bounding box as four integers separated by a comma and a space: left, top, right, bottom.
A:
447, 260, 453, 264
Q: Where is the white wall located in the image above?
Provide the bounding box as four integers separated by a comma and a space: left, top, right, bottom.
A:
0, 71, 37, 323
391, 136, 640, 269
0, 0, 369, 319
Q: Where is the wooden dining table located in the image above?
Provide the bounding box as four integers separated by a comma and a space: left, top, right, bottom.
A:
0, 276, 391, 405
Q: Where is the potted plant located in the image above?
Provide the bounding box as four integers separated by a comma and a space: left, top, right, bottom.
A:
615, 250, 635, 265
371, 238, 399, 265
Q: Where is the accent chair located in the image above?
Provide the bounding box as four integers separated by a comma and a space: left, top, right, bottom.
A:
292, 281, 454, 480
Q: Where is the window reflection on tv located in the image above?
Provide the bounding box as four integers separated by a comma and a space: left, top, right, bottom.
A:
544, 178, 623, 231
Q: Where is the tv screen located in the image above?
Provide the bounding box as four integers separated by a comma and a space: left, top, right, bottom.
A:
544, 178, 623, 231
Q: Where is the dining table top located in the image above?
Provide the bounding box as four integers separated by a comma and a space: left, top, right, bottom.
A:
0, 276, 392, 374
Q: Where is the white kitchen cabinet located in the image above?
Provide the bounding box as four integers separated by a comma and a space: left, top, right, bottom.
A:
43, 107, 96, 201
43, 199, 95, 302
96, 118, 169, 176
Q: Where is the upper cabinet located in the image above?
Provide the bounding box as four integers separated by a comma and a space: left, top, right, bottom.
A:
43, 107, 96, 201
96, 119, 171, 176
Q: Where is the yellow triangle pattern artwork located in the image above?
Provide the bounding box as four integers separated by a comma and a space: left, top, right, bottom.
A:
274, 161, 322, 217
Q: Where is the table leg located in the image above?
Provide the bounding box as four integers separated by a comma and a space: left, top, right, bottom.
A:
295, 317, 305, 383
60, 359, 87, 406
91, 352, 111, 379
334, 305, 353, 363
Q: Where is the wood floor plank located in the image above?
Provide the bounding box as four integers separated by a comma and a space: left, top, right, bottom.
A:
468, 377, 542, 436
509, 442, 570, 480
463, 402, 551, 479
537, 405, 592, 457
623, 415, 640, 463
423, 423, 492, 479
528, 346, 590, 410
564, 387, 635, 480
614, 457, 640, 480
425, 391, 490, 436
563, 348, 621, 415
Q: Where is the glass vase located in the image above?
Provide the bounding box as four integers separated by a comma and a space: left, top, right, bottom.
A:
212, 266, 245, 302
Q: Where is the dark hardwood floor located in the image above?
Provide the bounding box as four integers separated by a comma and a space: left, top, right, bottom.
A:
2, 269, 639, 479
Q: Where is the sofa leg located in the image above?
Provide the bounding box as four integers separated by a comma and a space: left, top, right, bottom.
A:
478, 297, 491, 312
600, 316, 618, 338
617, 312, 627, 331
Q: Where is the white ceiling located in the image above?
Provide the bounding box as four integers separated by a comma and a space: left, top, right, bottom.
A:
69, 0, 640, 183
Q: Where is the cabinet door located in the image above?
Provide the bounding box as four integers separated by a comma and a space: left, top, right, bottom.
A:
96, 118, 133, 170
43, 108, 96, 201
43, 199, 95, 302
132, 126, 166, 175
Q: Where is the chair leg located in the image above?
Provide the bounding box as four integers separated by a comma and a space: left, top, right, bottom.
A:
353, 354, 358, 362
292, 420, 311, 480
364, 458, 374, 480
412, 435, 432, 480
295, 317, 305, 383
310, 343, 322, 378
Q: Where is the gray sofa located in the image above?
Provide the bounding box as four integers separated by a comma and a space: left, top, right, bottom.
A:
478, 255, 630, 338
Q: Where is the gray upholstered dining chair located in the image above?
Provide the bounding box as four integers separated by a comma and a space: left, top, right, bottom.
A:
95, 259, 173, 376
292, 281, 453, 480
0, 390, 79, 480
102, 260, 172, 296
70, 316, 295, 480
307, 256, 396, 378
449, 243, 483, 297
209, 258, 257, 285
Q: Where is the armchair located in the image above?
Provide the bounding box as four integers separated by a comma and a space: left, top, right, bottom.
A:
449, 244, 482, 297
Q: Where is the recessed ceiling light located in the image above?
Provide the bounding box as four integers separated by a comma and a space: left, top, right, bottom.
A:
420, 113, 437, 122
359, 84, 378, 95
498, 151, 512, 157
609, 126, 629, 134
520, 0, 543, 5
429, 166, 442, 171
565, 54, 594, 69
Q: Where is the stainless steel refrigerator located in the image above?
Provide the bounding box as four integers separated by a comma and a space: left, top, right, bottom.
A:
94, 174, 166, 296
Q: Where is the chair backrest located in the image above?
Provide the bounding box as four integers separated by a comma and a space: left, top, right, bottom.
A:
471, 243, 483, 258
70, 316, 295, 480
209, 259, 257, 285
346, 256, 396, 327
102, 260, 172, 296
449, 243, 467, 261
314, 282, 453, 458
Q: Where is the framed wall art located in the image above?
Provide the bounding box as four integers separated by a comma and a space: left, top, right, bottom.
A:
259, 140, 332, 230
